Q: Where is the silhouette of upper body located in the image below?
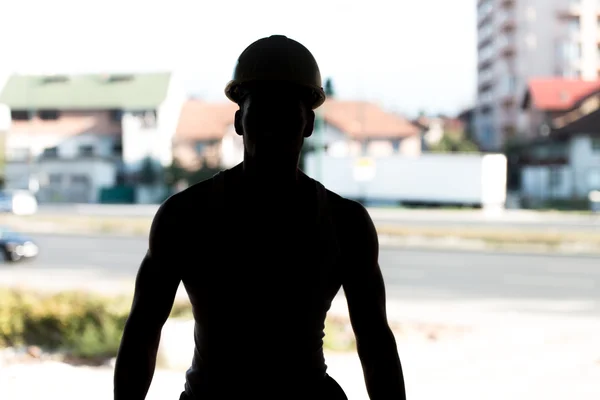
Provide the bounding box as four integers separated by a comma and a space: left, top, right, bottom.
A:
114, 36, 406, 400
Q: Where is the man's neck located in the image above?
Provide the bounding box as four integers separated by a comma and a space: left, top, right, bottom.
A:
241, 158, 301, 190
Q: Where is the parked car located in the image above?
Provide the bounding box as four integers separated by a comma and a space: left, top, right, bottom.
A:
0, 226, 39, 262
0, 190, 38, 215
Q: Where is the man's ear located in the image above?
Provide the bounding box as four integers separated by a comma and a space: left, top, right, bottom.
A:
303, 110, 315, 138
234, 109, 243, 136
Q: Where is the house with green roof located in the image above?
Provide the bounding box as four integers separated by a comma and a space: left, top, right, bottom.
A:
0, 71, 186, 203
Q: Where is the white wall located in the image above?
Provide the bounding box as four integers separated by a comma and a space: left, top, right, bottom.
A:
521, 165, 572, 200
569, 135, 600, 196
121, 72, 187, 172
33, 159, 116, 203
156, 72, 187, 167
309, 122, 419, 157
220, 125, 244, 168
6, 132, 117, 160
121, 114, 156, 172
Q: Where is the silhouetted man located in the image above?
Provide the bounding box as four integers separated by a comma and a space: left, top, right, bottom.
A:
114, 35, 406, 400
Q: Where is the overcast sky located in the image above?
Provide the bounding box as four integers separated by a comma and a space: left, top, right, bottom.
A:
0, 0, 477, 117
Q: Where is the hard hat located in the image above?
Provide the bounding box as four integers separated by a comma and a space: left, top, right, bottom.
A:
224, 35, 326, 109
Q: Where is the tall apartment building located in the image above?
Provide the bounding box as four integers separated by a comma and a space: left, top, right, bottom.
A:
475, 0, 600, 151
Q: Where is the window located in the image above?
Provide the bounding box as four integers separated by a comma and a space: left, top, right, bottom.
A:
79, 145, 94, 157
567, 18, 580, 36
112, 142, 123, 155
108, 75, 134, 83
131, 110, 157, 128
10, 110, 30, 120
42, 75, 69, 84
48, 174, 62, 185
109, 109, 123, 122
42, 147, 58, 158
70, 175, 90, 185
549, 168, 562, 188
38, 110, 60, 120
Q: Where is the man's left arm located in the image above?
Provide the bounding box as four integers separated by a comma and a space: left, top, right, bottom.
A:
113, 197, 181, 400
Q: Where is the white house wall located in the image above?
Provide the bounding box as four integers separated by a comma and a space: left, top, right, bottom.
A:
7, 132, 117, 160
220, 125, 244, 168
156, 72, 187, 167
5, 133, 118, 191
121, 73, 187, 172
310, 122, 419, 157
121, 115, 157, 172
569, 135, 600, 197
34, 159, 116, 203
521, 165, 572, 201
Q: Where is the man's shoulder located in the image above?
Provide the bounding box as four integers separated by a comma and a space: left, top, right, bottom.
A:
320, 186, 372, 224
153, 174, 223, 225
149, 174, 222, 250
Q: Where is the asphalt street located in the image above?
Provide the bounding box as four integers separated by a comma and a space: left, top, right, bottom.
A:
1, 233, 599, 319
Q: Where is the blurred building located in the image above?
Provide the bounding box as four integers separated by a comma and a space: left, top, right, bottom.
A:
313, 100, 423, 158
172, 100, 241, 171
0, 72, 185, 203
475, 0, 600, 151
517, 77, 600, 204
172, 99, 423, 172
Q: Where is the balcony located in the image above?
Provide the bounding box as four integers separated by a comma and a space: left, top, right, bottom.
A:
478, 46, 495, 69
498, 34, 516, 58
478, 26, 494, 49
478, 69, 495, 91
558, 1, 582, 17
500, 94, 518, 108
498, 10, 516, 31
479, 91, 494, 106
477, 1, 493, 27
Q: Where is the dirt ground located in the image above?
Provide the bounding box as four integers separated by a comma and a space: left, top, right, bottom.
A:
1, 310, 598, 400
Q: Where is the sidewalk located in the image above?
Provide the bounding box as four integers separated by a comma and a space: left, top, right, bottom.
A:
1, 295, 598, 399
1, 327, 598, 400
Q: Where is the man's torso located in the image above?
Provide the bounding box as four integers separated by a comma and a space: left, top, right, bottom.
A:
169, 166, 350, 394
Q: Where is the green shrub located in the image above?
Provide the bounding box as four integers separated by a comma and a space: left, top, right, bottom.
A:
0, 289, 355, 361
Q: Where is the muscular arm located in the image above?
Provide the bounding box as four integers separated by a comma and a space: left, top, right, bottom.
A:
341, 201, 406, 400
113, 197, 182, 400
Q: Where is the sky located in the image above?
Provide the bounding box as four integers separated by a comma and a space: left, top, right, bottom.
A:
0, 0, 477, 118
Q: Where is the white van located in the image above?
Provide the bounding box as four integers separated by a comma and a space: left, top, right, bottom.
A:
0, 190, 38, 216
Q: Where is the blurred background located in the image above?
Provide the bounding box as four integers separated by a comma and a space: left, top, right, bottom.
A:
0, 0, 599, 399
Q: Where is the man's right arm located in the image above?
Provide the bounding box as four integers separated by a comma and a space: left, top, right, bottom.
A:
340, 200, 406, 400
113, 195, 184, 400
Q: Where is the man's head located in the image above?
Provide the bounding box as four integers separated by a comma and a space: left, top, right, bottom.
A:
225, 35, 326, 167
233, 81, 315, 162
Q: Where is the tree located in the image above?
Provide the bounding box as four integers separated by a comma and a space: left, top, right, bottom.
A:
324, 78, 335, 97
428, 135, 479, 153
163, 157, 222, 188
138, 156, 160, 185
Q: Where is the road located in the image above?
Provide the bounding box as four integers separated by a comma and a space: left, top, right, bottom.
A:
1, 233, 599, 320
34, 204, 600, 232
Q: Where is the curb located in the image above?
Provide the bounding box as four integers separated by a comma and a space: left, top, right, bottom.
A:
3, 216, 600, 255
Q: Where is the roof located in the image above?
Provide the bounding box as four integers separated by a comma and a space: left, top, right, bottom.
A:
174, 99, 421, 142
523, 78, 600, 111
323, 100, 421, 139
175, 100, 238, 141
0, 72, 172, 110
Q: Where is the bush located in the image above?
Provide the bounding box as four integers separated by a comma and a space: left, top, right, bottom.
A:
0, 289, 191, 360
0, 289, 355, 361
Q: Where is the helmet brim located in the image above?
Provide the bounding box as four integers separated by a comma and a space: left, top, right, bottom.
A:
225, 80, 326, 110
